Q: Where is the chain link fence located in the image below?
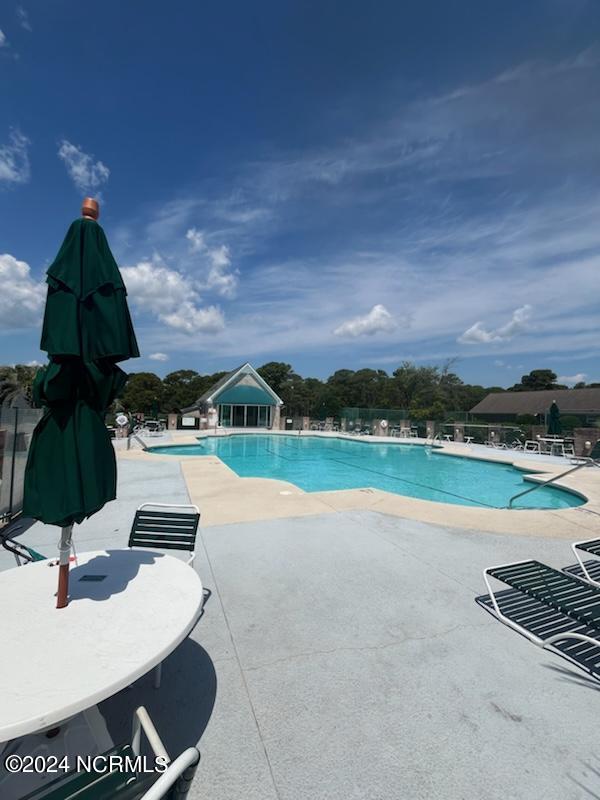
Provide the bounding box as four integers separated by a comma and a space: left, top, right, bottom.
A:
0, 406, 43, 523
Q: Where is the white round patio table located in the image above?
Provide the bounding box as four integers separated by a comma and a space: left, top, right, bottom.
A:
0, 549, 203, 742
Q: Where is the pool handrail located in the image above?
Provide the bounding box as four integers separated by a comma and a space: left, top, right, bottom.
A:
128, 433, 149, 451
507, 458, 598, 508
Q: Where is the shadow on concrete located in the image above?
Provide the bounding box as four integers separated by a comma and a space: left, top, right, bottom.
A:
567, 753, 600, 799
99, 638, 217, 755
542, 662, 600, 692
67, 549, 161, 602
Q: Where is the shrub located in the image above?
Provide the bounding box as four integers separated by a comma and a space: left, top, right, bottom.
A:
515, 414, 538, 426
559, 415, 583, 431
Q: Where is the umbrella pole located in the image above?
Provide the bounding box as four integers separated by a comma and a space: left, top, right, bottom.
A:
56, 525, 73, 609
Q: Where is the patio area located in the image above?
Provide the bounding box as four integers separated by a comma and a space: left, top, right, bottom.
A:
3, 456, 600, 799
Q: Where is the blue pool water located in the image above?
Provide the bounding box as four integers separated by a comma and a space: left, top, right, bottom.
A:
150, 435, 584, 510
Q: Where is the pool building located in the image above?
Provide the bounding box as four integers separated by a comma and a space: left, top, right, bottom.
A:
181, 362, 283, 429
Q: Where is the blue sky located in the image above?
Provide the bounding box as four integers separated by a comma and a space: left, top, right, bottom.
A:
1, 1, 599, 386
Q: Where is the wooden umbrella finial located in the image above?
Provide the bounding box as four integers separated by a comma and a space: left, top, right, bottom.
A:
81, 197, 100, 221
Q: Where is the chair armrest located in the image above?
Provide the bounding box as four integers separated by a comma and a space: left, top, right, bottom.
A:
132, 706, 170, 763
483, 562, 547, 645
140, 748, 200, 800
571, 539, 600, 587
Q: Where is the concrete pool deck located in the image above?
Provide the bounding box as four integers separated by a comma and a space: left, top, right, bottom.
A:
4, 455, 600, 799
116, 430, 600, 539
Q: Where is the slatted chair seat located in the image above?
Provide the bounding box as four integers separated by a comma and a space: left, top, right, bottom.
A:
480, 559, 600, 679
488, 561, 600, 627
564, 558, 600, 584
575, 538, 600, 557
477, 588, 600, 676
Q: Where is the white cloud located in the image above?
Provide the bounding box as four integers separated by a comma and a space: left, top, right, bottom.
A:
57, 140, 110, 195
0, 30, 6, 47
186, 227, 238, 298
149, 352, 169, 362
121, 259, 225, 335
160, 302, 224, 334
208, 244, 231, 269
205, 244, 237, 298
333, 304, 397, 338
185, 228, 206, 252
558, 372, 586, 386
17, 7, 32, 31
26, 360, 43, 367
0, 130, 30, 184
0, 254, 45, 329
121, 261, 193, 315
495, 45, 600, 84
458, 305, 532, 344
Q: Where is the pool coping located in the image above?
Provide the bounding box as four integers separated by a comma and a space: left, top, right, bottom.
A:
116, 431, 600, 538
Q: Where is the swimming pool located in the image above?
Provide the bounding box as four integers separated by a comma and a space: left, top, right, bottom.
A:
150, 434, 584, 510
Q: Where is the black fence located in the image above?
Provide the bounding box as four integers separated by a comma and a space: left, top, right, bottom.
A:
0, 406, 43, 523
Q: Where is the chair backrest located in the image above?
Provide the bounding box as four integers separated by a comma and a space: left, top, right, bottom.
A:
128, 504, 200, 554
489, 560, 600, 627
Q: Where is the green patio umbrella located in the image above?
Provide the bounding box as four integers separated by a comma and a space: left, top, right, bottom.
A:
23, 198, 139, 608
547, 401, 562, 436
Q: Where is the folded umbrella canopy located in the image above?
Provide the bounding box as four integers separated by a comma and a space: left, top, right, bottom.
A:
23, 199, 139, 608
547, 401, 562, 436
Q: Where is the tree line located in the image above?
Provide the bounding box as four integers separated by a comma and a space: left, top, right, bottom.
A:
2, 362, 596, 420
114, 364, 596, 421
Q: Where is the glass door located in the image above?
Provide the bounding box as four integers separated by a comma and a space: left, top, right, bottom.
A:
246, 406, 258, 427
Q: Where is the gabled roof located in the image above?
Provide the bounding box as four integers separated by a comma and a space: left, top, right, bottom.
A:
196, 364, 245, 406
181, 363, 283, 412
470, 387, 600, 416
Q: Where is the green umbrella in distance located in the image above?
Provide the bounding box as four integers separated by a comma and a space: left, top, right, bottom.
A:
547, 401, 562, 436
23, 198, 139, 608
